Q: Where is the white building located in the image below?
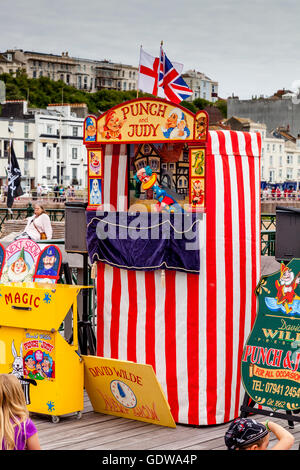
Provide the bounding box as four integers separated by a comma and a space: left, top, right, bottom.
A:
0, 100, 88, 190
182, 69, 219, 102
0, 49, 138, 93
0, 101, 35, 188
225, 116, 300, 185
32, 103, 87, 188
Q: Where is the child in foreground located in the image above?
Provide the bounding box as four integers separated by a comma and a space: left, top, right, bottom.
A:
0, 374, 40, 450
225, 417, 294, 450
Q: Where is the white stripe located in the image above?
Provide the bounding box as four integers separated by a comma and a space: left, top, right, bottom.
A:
118, 268, 129, 361
103, 144, 113, 209
212, 132, 226, 423
225, 132, 241, 420
117, 144, 127, 211
198, 212, 207, 424
103, 264, 113, 358
154, 270, 167, 399
251, 133, 261, 284
175, 271, 188, 423
135, 271, 146, 364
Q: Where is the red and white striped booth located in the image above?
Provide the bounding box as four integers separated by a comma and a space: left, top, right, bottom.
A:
84, 101, 261, 426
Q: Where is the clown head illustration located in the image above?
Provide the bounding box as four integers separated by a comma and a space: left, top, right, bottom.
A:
98, 111, 124, 140
2, 248, 33, 283
85, 117, 96, 141
89, 151, 101, 176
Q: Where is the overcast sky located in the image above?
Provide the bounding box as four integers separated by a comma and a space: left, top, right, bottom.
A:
2, 0, 300, 99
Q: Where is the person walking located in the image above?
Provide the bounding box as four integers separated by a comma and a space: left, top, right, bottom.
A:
53, 184, 59, 202
0, 374, 40, 450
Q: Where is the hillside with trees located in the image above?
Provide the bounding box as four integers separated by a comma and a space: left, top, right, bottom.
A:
0, 71, 227, 118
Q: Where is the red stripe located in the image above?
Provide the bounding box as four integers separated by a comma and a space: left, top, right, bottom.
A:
145, 271, 156, 371
205, 132, 218, 424
231, 131, 247, 417
140, 57, 159, 95
110, 144, 121, 210
218, 132, 234, 423
96, 262, 105, 356
187, 272, 199, 424
164, 270, 179, 422
110, 267, 121, 358
127, 270, 138, 362
244, 133, 258, 325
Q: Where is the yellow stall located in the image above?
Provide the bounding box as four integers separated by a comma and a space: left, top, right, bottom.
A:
0, 282, 88, 423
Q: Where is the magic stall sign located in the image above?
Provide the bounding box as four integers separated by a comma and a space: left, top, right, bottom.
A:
241, 259, 300, 412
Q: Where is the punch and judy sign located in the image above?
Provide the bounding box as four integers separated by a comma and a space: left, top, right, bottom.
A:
241, 259, 300, 412
83, 98, 208, 144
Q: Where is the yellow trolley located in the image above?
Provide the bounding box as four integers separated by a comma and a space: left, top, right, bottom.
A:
0, 282, 89, 423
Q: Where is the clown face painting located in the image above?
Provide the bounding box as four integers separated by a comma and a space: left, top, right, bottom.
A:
98, 111, 124, 140
89, 150, 102, 177
85, 117, 96, 142
89, 178, 102, 205
1, 240, 40, 284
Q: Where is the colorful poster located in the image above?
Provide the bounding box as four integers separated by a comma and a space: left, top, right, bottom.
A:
89, 150, 102, 177
241, 259, 300, 412
84, 116, 97, 142
89, 178, 102, 206
190, 178, 205, 209
83, 356, 176, 427
33, 245, 62, 284
190, 149, 205, 177
1, 239, 41, 283
22, 330, 55, 381
194, 111, 208, 141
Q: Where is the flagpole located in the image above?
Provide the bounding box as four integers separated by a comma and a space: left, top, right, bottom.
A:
7, 120, 14, 212
136, 45, 142, 99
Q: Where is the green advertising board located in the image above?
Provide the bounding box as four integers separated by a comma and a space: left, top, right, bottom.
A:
241, 259, 300, 412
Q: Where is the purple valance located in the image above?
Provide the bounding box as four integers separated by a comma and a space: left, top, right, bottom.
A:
86, 211, 201, 274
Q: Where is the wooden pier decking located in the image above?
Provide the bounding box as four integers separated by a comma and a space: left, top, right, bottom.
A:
30, 392, 300, 451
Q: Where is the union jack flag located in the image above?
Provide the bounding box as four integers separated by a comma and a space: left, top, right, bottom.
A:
158, 47, 193, 104
138, 46, 193, 104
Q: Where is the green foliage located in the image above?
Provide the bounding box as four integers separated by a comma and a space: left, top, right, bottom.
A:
214, 99, 227, 118
180, 101, 197, 113
0, 72, 226, 117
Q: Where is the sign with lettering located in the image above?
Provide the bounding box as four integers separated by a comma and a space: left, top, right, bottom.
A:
83, 98, 208, 145
83, 355, 176, 427
23, 330, 55, 381
241, 259, 300, 412
1, 239, 41, 283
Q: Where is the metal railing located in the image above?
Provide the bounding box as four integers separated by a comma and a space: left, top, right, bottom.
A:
0, 205, 278, 256
0, 203, 65, 231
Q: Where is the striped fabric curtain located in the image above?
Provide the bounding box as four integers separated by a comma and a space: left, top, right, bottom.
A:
96, 130, 261, 425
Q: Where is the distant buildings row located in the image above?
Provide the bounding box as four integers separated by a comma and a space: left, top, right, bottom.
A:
224, 116, 300, 186
0, 49, 219, 102
0, 100, 88, 189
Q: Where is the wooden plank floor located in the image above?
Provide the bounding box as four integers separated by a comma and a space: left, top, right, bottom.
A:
30, 392, 300, 451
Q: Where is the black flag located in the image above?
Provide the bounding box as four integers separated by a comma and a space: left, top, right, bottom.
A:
7, 141, 23, 208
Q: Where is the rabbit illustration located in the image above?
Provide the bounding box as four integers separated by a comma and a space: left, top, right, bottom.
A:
11, 340, 23, 379
10, 340, 36, 405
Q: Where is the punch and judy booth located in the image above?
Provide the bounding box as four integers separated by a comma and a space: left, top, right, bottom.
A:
84, 98, 262, 426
